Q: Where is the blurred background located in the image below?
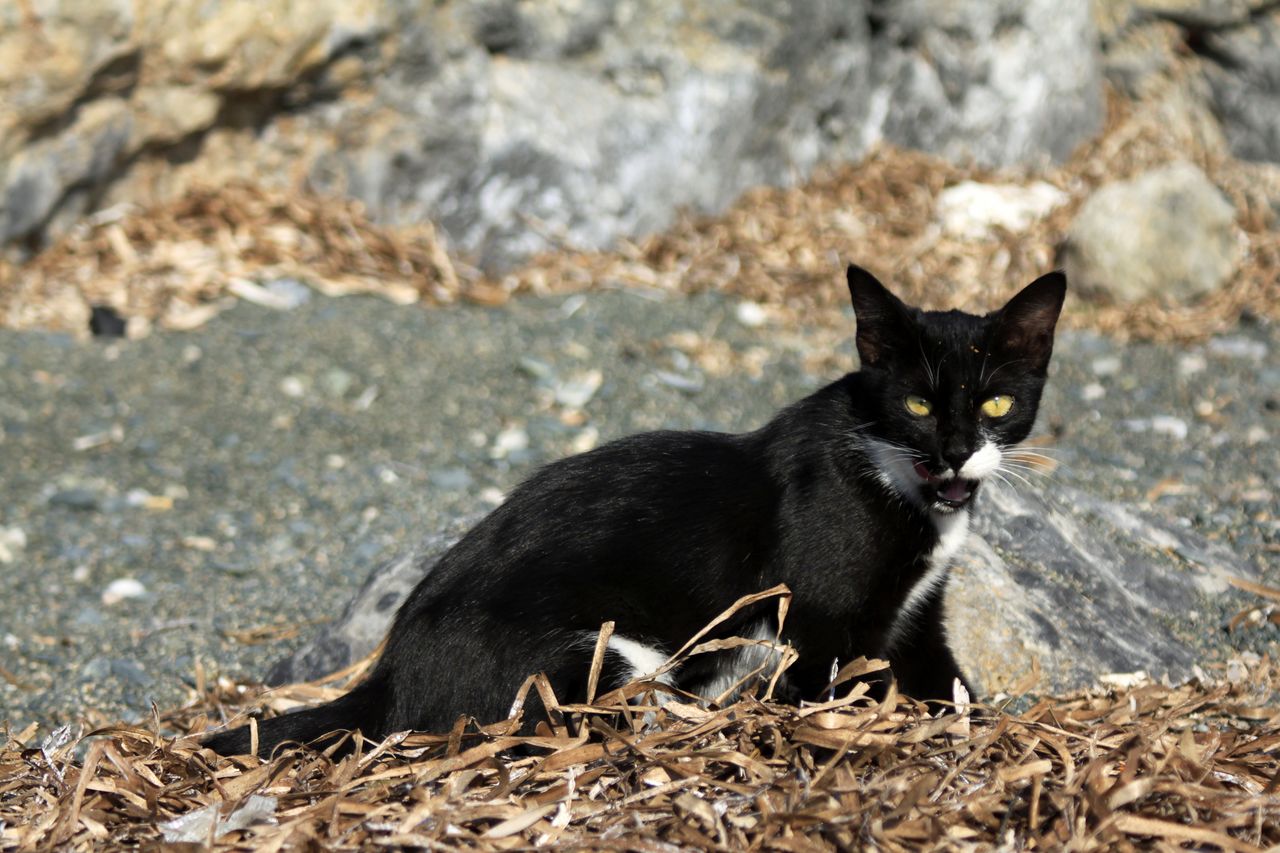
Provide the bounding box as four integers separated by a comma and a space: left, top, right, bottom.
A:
0, 1, 1277, 729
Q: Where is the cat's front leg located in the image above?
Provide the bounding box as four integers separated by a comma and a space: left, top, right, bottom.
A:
883, 586, 972, 707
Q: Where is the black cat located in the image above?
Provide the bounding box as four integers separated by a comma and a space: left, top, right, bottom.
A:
205, 265, 1066, 756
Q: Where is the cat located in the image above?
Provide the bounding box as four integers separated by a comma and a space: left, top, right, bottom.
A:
205, 265, 1066, 757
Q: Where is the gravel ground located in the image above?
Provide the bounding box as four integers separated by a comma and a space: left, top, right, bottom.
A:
0, 288, 1276, 731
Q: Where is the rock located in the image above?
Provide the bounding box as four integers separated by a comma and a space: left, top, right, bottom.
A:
1199, 8, 1280, 163
490, 425, 529, 459
320, 368, 355, 399
936, 180, 1069, 239
428, 466, 474, 491
267, 519, 479, 685
1207, 335, 1268, 360
734, 302, 768, 329
553, 370, 603, 409
0, 526, 25, 564
1061, 162, 1242, 304
1, 0, 1104, 265
101, 577, 147, 605
873, 0, 1103, 165
48, 488, 101, 511
272, 482, 1250, 695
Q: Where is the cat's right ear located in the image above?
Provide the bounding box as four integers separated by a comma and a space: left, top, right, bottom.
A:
847, 264, 911, 367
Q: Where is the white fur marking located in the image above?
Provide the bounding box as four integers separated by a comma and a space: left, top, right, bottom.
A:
958, 440, 1001, 480
692, 620, 783, 702
606, 635, 674, 685
864, 438, 928, 508
883, 509, 970, 652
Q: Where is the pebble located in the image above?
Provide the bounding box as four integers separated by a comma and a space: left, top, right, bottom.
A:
1091, 356, 1122, 376
1150, 416, 1189, 440
652, 370, 705, 394
1124, 416, 1189, 440
1080, 382, 1105, 402
430, 466, 473, 490
735, 301, 768, 328
102, 577, 147, 605
571, 426, 600, 454
320, 368, 355, 398
82, 657, 112, 680
517, 356, 556, 382
181, 535, 217, 552
554, 370, 603, 408
559, 294, 587, 318
479, 487, 506, 506
1246, 425, 1270, 446
48, 488, 101, 511
0, 526, 26, 564
1177, 353, 1207, 376
1207, 336, 1268, 360
279, 376, 306, 398
265, 278, 313, 309
490, 426, 530, 459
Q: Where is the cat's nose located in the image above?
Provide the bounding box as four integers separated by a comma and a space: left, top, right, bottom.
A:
941, 449, 970, 475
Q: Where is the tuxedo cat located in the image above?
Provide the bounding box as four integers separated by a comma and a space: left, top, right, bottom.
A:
206, 265, 1066, 756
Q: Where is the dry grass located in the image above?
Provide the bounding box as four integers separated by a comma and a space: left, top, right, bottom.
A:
2, 649, 1278, 851
2, 85, 1277, 344
3, 588, 1279, 851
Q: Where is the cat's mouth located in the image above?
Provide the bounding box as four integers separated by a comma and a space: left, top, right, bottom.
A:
912, 462, 979, 510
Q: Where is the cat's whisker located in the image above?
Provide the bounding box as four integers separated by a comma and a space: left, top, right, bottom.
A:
1005, 447, 1063, 460
982, 357, 1028, 385
988, 470, 1019, 493
1003, 452, 1065, 476
995, 465, 1035, 490
1001, 462, 1054, 480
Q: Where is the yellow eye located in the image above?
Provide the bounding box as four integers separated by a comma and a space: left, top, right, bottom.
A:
905, 395, 932, 416
981, 396, 1014, 418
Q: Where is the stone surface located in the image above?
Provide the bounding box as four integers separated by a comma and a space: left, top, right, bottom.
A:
936, 180, 1068, 239
272, 480, 1250, 696
1093, 0, 1280, 163
1061, 162, 1242, 304
1, 0, 1103, 267
1204, 8, 1280, 163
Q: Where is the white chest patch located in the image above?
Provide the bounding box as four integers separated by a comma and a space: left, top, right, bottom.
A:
883, 509, 970, 652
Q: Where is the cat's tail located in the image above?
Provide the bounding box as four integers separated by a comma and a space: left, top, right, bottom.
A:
202, 674, 389, 758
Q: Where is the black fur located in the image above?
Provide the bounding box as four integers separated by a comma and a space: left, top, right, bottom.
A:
205, 266, 1066, 757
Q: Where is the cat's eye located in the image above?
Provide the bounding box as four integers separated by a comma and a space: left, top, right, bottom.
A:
981, 395, 1014, 418
904, 395, 932, 417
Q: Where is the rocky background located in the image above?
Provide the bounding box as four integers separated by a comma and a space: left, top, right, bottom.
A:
0, 0, 1278, 729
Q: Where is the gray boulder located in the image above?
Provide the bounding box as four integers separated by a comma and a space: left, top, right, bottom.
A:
272, 480, 1250, 696
1060, 162, 1242, 304
1, 0, 1103, 267
1203, 7, 1280, 163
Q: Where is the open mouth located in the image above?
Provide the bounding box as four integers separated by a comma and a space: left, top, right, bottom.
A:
912, 462, 980, 510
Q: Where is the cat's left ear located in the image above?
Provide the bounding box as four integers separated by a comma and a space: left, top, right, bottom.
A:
847, 265, 914, 367
992, 271, 1067, 372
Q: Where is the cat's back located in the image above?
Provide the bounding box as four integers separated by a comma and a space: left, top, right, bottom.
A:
409, 427, 781, 618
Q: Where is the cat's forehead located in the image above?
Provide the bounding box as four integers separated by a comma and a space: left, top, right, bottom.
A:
915, 309, 990, 350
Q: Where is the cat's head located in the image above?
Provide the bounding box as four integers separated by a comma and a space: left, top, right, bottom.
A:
846, 265, 1066, 515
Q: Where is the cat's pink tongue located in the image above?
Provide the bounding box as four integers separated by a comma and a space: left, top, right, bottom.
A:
913, 462, 938, 483
940, 479, 971, 501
